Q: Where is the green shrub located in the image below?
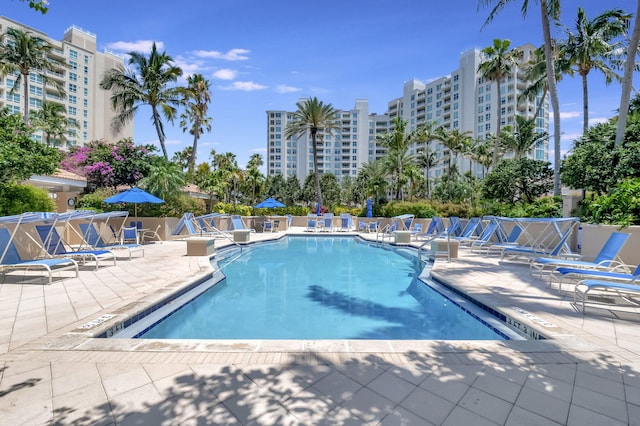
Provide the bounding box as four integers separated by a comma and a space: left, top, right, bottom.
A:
580, 178, 640, 226
0, 184, 55, 215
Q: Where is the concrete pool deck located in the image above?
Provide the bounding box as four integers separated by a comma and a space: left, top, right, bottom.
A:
1, 229, 639, 425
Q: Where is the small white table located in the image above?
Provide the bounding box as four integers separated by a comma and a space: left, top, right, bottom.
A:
233, 229, 251, 243
393, 231, 412, 244
186, 238, 215, 256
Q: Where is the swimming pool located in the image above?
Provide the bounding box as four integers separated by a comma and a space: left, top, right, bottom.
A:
123, 236, 519, 340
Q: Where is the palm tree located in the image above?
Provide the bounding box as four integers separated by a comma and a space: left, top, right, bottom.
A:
179, 74, 213, 173
416, 149, 437, 198
561, 7, 630, 134
616, 1, 640, 147
519, 45, 572, 122
284, 97, 338, 206
29, 102, 73, 147
0, 28, 66, 125
139, 160, 185, 201
377, 117, 415, 200
481, 0, 563, 196
411, 121, 442, 198
499, 115, 548, 159
247, 153, 264, 170
100, 42, 183, 160
244, 166, 265, 207
359, 160, 388, 205
477, 38, 521, 167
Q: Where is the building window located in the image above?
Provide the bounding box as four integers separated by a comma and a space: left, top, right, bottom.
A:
83, 77, 88, 85
6, 92, 20, 102
69, 61, 77, 70
29, 97, 42, 107
69, 83, 77, 93
68, 106, 77, 115
69, 49, 78, 59
69, 72, 77, 81
29, 74, 43, 83
69, 95, 77, 104
485, 123, 491, 131
29, 85, 43, 96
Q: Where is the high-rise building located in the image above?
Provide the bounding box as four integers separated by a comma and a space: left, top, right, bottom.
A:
268, 43, 548, 185
0, 16, 132, 149
266, 99, 370, 182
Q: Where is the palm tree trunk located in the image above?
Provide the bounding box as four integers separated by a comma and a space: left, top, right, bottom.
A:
616, 1, 640, 147
492, 75, 502, 167
581, 72, 589, 134
152, 107, 169, 160
22, 71, 30, 125
311, 129, 323, 206
189, 131, 198, 174
541, 0, 562, 196
532, 87, 548, 124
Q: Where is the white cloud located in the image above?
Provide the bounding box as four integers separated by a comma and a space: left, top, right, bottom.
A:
104, 40, 164, 53
588, 117, 609, 126
251, 147, 267, 153
559, 111, 581, 119
275, 84, 302, 94
164, 139, 183, 146
221, 81, 268, 91
212, 68, 238, 80
192, 48, 250, 61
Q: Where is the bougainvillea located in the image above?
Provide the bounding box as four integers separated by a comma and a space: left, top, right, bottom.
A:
61, 138, 158, 190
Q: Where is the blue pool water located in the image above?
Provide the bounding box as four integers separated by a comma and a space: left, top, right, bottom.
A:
136, 237, 509, 340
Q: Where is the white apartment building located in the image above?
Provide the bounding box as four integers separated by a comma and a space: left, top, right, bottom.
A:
267, 43, 549, 184
266, 99, 370, 182
0, 16, 132, 149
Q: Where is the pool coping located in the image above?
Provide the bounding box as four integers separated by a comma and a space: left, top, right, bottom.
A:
22, 233, 562, 354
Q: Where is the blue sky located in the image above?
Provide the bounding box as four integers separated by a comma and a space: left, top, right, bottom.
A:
4, 0, 637, 168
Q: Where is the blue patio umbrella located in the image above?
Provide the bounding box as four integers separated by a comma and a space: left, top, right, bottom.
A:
254, 197, 285, 208
316, 202, 322, 216
103, 187, 164, 217
366, 198, 373, 218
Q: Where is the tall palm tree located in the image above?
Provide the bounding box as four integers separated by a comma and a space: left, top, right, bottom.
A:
411, 121, 442, 198
0, 28, 66, 125
499, 115, 548, 159
377, 117, 415, 200
481, 0, 563, 196
416, 149, 437, 198
616, 1, 640, 147
247, 153, 264, 170
561, 7, 630, 134
100, 42, 183, 160
519, 45, 572, 121
29, 102, 73, 146
139, 160, 185, 201
179, 73, 213, 173
284, 97, 338, 206
359, 159, 388, 205
478, 38, 521, 167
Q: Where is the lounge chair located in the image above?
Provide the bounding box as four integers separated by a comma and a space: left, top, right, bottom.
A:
530, 231, 630, 276
451, 217, 482, 242
415, 217, 445, 240
321, 213, 334, 232
550, 263, 640, 292
0, 227, 78, 284
141, 224, 162, 243
35, 224, 116, 270
339, 213, 352, 231
78, 223, 144, 259
120, 226, 139, 244
306, 215, 319, 232
461, 223, 498, 248
473, 224, 522, 255
500, 226, 574, 262
410, 223, 423, 240
230, 215, 256, 232
447, 217, 462, 237
367, 221, 380, 233
574, 278, 640, 313
378, 221, 398, 241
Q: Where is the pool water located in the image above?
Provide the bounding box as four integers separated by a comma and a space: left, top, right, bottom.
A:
137, 237, 508, 340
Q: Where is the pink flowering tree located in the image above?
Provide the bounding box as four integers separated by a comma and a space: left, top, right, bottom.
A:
61, 138, 158, 191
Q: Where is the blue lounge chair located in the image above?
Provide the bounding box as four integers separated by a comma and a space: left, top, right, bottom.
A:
452, 217, 482, 242
78, 223, 144, 259
574, 278, 640, 313
321, 213, 334, 232
447, 217, 462, 237
230, 215, 256, 232
378, 221, 398, 241
415, 217, 445, 240
339, 213, 352, 231
475, 224, 522, 255
35, 224, 116, 270
306, 214, 319, 232
461, 223, 498, 248
0, 227, 78, 284
501, 227, 574, 262
410, 223, 423, 240
550, 263, 640, 292
530, 231, 630, 276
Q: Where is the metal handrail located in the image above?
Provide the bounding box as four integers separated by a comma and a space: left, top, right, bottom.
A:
417, 231, 452, 263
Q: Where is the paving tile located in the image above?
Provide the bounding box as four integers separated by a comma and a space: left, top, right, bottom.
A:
399, 387, 455, 425
458, 386, 512, 424
505, 405, 563, 426
282, 388, 338, 424
51, 363, 102, 397
629, 402, 640, 426
222, 384, 284, 423
341, 386, 396, 424
0, 380, 53, 426
418, 372, 470, 404
575, 369, 625, 400
332, 360, 386, 386
379, 406, 437, 426
473, 370, 523, 403
515, 386, 570, 425
524, 371, 574, 402
566, 403, 628, 426
311, 370, 362, 403
443, 405, 500, 426
100, 365, 152, 399
367, 371, 416, 404
571, 385, 628, 424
